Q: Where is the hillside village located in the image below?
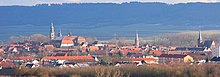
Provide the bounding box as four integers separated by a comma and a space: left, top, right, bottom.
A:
1, 23, 220, 75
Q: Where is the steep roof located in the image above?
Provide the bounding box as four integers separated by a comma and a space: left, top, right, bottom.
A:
61, 36, 76, 44
54, 37, 63, 41
148, 50, 162, 56
188, 48, 205, 52
188, 52, 210, 60
203, 40, 214, 48
132, 58, 156, 61
211, 57, 220, 61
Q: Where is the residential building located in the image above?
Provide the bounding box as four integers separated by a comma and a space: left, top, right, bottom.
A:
158, 54, 194, 64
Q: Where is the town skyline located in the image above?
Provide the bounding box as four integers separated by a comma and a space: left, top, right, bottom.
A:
1, 1, 220, 76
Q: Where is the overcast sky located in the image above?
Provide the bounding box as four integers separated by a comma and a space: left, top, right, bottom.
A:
0, 0, 220, 6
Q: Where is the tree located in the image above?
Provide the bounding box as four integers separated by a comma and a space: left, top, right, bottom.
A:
30, 34, 49, 43
116, 51, 123, 57
9, 35, 29, 43
9, 34, 49, 43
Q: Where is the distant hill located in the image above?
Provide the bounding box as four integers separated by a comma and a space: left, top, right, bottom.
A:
0, 2, 220, 27
1, 2, 220, 41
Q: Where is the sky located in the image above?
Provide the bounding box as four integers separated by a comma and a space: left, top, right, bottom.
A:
0, 0, 220, 6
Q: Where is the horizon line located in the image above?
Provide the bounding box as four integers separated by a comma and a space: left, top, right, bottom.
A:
0, 1, 220, 7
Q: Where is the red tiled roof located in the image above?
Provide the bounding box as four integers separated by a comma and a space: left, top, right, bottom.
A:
120, 49, 140, 54
149, 50, 162, 56
132, 58, 156, 61
61, 36, 76, 44
45, 55, 93, 60
8, 44, 22, 47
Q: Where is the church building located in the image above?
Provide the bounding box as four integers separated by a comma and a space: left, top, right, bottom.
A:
49, 22, 87, 48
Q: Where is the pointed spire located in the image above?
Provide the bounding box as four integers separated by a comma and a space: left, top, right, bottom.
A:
51, 22, 54, 27
58, 28, 62, 37
50, 22, 55, 40
199, 30, 202, 40
135, 31, 139, 47
198, 30, 203, 47
68, 32, 72, 36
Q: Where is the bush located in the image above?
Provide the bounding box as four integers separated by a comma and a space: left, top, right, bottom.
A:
14, 64, 220, 77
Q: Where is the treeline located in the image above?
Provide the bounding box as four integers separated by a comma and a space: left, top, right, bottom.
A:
108, 31, 220, 47
151, 31, 220, 47
9, 34, 49, 43
8, 31, 220, 47
14, 64, 220, 77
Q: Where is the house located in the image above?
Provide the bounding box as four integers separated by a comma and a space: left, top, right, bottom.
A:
81, 42, 88, 46
212, 45, 220, 58
54, 48, 77, 52
88, 46, 99, 52
44, 45, 55, 51
165, 50, 190, 55
131, 58, 157, 64
175, 47, 188, 51
187, 52, 211, 63
211, 57, 220, 63
11, 47, 18, 53
169, 46, 177, 51
175, 47, 208, 52
119, 46, 141, 55
203, 40, 216, 51
80, 46, 87, 52
74, 36, 86, 45
52, 36, 63, 48
55, 60, 75, 68
92, 41, 106, 46
188, 48, 205, 52
158, 54, 194, 64
45, 54, 94, 62
73, 63, 90, 68
148, 50, 162, 56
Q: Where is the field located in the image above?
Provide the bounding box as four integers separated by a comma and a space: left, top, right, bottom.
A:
14, 64, 220, 77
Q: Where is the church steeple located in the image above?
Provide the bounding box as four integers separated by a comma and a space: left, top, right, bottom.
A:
68, 32, 72, 36
197, 30, 203, 47
50, 22, 55, 40
135, 31, 139, 47
57, 28, 62, 37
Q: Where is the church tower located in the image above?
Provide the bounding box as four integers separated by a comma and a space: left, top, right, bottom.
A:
197, 30, 203, 47
135, 32, 140, 47
68, 32, 72, 36
57, 28, 62, 37
50, 22, 55, 40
